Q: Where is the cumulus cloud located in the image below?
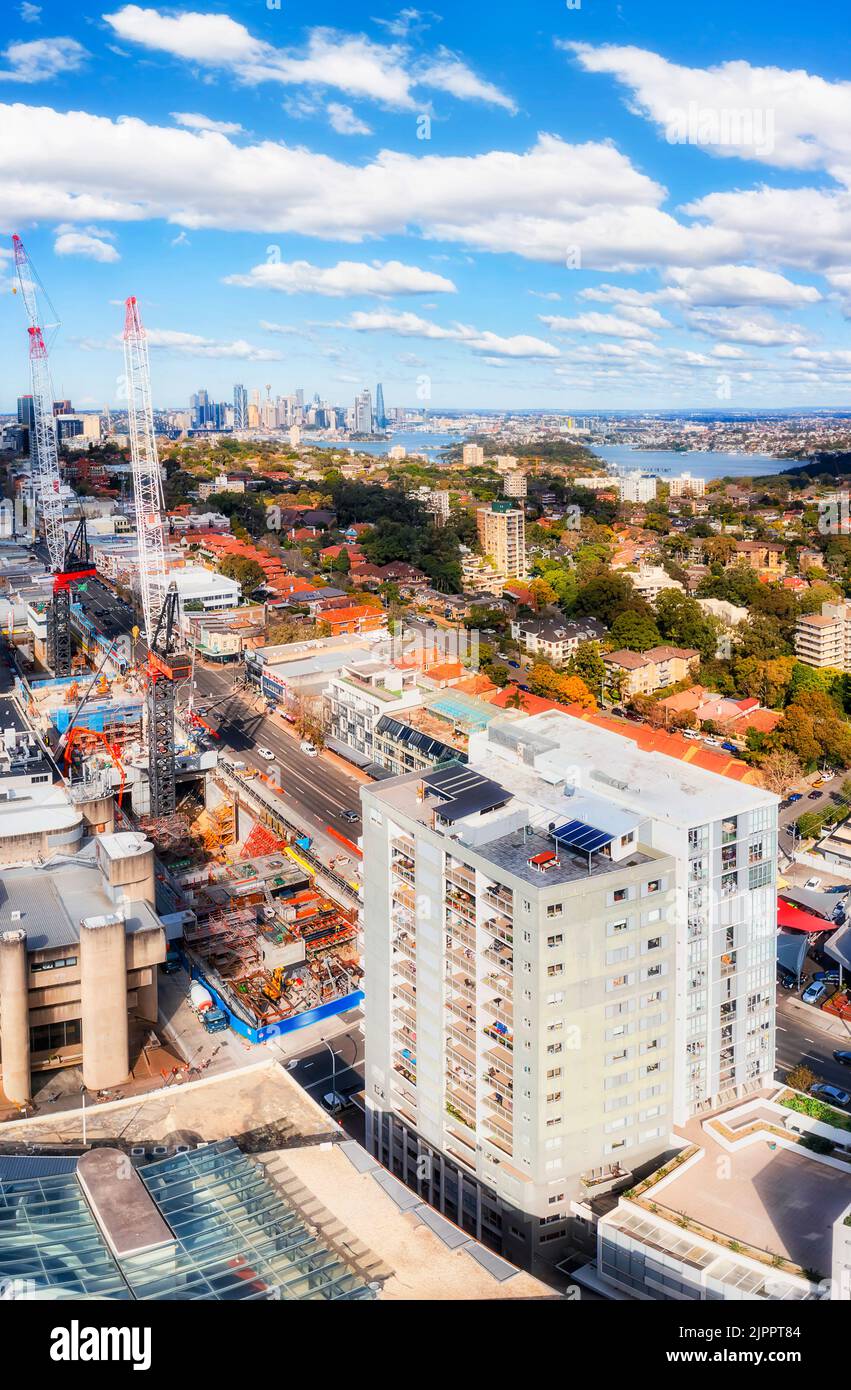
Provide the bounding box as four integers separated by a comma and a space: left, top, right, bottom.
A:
54, 226, 119, 262
0, 109, 740, 270
142, 329, 282, 360
224, 257, 456, 297
539, 311, 653, 339
567, 42, 851, 181
171, 111, 245, 135
665, 264, 821, 307
685, 307, 808, 346
0, 37, 87, 82
343, 308, 560, 357
326, 103, 372, 135
103, 9, 515, 112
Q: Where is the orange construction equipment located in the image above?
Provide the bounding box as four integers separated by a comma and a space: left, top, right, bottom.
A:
63, 724, 126, 807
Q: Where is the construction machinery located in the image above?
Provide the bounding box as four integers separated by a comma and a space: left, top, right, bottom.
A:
12, 234, 91, 676
123, 294, 191, 817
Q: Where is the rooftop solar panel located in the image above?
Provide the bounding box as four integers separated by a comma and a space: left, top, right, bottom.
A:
552, 819, 614, 855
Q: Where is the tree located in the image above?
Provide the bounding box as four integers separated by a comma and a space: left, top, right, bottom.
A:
287, 690, 326, 747
567, 640, 606, 691
528, 577, 558, 612
610, 610, 661, 652
654, 589, 719, 660
757, 749, 803, 794
773, 706, 821, 766
528, 662, 596, 708
786, 1064, 818, 1094
218, 555, 266, 595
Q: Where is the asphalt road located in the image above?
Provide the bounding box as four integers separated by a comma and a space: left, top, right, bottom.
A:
76, 579, 364, 832
775, 990, 851, 1091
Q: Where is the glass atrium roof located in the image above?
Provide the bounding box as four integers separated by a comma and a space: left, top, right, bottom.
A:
0, 1139, 376, 1301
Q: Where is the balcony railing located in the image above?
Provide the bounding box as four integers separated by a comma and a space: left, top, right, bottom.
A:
483, 1023, 513, 1051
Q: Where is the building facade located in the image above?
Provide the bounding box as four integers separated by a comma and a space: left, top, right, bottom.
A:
476, 501, 527, 581
361, 711, 777, 1272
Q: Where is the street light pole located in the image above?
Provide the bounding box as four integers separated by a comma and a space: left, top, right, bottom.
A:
320, 1038, 338, 1098
80, 1085, 87, 1146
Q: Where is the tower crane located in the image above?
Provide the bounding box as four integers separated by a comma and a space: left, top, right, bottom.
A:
12, 234, 95, 675
123, 295, 190, 818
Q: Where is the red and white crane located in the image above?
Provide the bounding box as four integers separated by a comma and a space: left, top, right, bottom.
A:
12, 234, 95, 675
123, 295, 190, 817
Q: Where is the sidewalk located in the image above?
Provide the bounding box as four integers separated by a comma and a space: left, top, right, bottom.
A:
785, 995, 851, 1039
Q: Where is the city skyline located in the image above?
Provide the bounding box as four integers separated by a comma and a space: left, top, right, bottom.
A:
1, 2, 851, 411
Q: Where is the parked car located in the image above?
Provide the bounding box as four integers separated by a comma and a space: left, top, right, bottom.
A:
777, 969, 798, 991
683, 729, 701, 740
257, 746, 275, 761
832, 1050, 851, 1067
721, 741, 739, 753
812, 778, 825, 790
804, 877, 823, 890
813, 968, 841, 984
821, 772, 836, 782
788, 793, 803, 803
808, 791, 822, 800
300, 740, 318, 756
779, 798, 792, 810
811, 1083, 851, 1107
802, 980, 828, 1006
321, 1090, 351, 1115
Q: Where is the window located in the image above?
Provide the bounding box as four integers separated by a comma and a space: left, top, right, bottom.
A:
620, 831, 635, 847
548, 1193, 565, 1205
721, 871, 738, 897
547, 1067, 562, 1079
608, 919, 630, 937
546, 991, 565, 1007
645, 937, 662, 952
547, 1042, 562, 1055
547, 904, 563, 918
547, 933, 563, 948
722, 815, 738, 844
547, 1092, 562, 1104
612, 887, 628, 903
31, 955, 78, 972
646, 879, 661, 895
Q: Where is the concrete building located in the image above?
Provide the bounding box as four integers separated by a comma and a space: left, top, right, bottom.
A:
618, 473, 657, 504
624, 565, 685, 605
511, 616, 607, 667
0, 833, 166, 1105
361, 710, 777, 1270
325, 662, 422, 769
603, 645, 700, 698
795, 601, 851, 670
668, 473, 706, 498
150, 565, 240, 613
503, 471, 528, 500
476, 501, 527, 580
462, 444, 484, 468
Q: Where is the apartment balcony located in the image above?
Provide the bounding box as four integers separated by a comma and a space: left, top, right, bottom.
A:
482, 1085, 513, 1119
482, 942, 513, 974
445, 1098, 476, 1133
445, 893, 477, 926
392, 931, 416, 961
483, 968, 512, 995
445, 1122, 478, 1167
393, 1022, 417, 1049
445, 919, 476, 952
446, 1034, 477, 1071
483, 1021, 513, 1051
393, 1054, 417, 1087
483, 1059, 513, 1095
393, 957, 417, 988
446, 1083, 477, 1125
391, 834, 416, 859
392, 862, 416, 888
481, 1115, 513, 1157
448, 969, 477, 1003
482, 887, 513, 916
483, 915, 513, 947
445, 995, 476, 1027
446, 941, 476, 974
580, 1164, 633, 1197
392, 880, 416, 910
445, 866, 476, 896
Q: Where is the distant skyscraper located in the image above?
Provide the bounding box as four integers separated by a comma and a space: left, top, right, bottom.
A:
233, 384, 247, 430
355, 388, 373, 434
374, 383, 386, 429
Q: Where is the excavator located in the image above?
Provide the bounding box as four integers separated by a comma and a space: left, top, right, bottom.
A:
262, 965, 286, 1004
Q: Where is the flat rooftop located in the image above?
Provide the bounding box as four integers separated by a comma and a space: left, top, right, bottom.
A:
0, 853, 162, 950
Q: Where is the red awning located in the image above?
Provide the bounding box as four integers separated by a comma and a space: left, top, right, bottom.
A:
777, 899, 835, 933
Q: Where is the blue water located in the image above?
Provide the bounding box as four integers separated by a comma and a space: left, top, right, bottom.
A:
311, 429, 461, 460
591, 445, 788, 481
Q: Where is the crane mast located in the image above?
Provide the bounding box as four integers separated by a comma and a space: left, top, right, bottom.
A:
12, 234, 93, 675
123, 295, 189, 818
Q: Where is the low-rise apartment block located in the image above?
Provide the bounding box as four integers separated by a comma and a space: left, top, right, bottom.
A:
795, 601, 851, 670
603, 645, 699, 697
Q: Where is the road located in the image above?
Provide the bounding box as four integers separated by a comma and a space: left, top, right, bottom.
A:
76, 578, 364, 833
775, 990, 851, 1090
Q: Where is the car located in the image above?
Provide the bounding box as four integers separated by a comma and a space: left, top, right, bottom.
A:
341, 810, 360, 823
832, 1050, 851, 1067
813, 968, 841, 984
321, 1090, 350, 1115
683, 729, 701, 740
721, 741, 739, 753
808, 791, 822, 800
821, 772, 836, 783
257, 747, 275, 761
300, 740, 318, 757
777, 969, 798, 991
788, 793, 803, 803
802, 980, 828, 1006
810, 1083, 851, 1107
812, 778, 825, 790
779, 798, 792, 810
804, 877, 823, 890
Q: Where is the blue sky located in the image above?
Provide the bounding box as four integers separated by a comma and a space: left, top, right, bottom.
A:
2, 0, 851, 412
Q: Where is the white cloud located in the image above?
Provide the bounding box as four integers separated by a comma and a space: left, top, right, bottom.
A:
711, 343, 747, 359
567, 42, 851, 181
103, 9, 515, 112
224, 257, 456, 297
683, 186, 851, 272
415, 49, 517, 113
665, 264, 820, 307
143, 329, 281, 360
539, 311, 653, 339
54, 228, 119, 262
343, 308, 560, 357
326, 103, 372, 136
0, 37, 87, 83
0, 108, 739, 270
171, 111, 245, 135
685, 307, 807, 346
20, 4, 41, 22
529, 290, 561, 301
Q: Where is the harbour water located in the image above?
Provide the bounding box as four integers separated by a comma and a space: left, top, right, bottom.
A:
590, 445, 788, 481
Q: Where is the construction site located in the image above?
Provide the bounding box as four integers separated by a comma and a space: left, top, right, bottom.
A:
3, 240, 364, 1049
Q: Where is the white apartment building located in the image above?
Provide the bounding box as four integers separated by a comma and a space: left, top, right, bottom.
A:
462, 444, 485, 468
795, 602, 851, 671
669, 472, 707, 498
574, 475, 614, 491
618, 472, 657, 504
624, 564, 685, 605
361, 709, 777, 1271
503, 471, 528, 499
476, 501, 527, 580
325, 662, 422, 768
